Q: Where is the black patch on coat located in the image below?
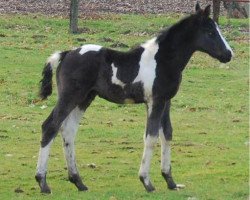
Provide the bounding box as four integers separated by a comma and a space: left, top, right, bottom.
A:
92, 47, 145, 104
123, 82, 144, 103
103, 47, 144, 84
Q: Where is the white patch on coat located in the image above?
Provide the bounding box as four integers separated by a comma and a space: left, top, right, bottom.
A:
111, 63, 126, 88
79, 44, 102, 55
61, 107, 83, 174
139, 134, 158, 181
147, 100, 153, 117
215, 23, 234, 56
159, 128, 171, 174
47, 51, 61, 70
36, 140, 54, 175
134, 37, 159, 101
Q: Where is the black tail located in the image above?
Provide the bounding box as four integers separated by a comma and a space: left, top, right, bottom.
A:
39, 62, 53, 100
39, 51, 69, 100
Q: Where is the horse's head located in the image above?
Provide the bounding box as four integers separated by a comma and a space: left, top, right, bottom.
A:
193, 3, 233, 63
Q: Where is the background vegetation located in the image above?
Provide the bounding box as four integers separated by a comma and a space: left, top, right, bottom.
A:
0, 14, 248, 200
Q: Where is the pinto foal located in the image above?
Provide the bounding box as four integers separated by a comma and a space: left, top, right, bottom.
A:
36, 4, 233, 193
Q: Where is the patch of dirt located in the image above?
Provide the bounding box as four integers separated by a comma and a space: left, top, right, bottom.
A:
0, 0, 225, 16
14, 187, 24, 193
110, 41, 129, 48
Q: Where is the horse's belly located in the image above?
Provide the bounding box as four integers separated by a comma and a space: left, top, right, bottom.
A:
96, 81, 145, 104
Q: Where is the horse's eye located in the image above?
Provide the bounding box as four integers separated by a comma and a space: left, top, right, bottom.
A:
208, 31, 215, 36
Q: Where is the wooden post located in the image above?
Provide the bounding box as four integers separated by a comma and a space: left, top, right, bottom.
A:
69, 0, 79, 34
213, 0, 221, 24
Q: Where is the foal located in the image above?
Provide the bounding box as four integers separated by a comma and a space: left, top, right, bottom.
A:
36, 4, 233, 193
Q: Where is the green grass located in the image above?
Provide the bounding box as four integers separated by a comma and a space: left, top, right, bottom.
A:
0, 14, 249, 200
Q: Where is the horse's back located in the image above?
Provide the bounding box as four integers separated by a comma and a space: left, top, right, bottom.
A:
56, 46, 104, 95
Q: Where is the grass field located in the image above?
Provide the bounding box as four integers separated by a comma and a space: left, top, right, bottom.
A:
0, 13, 249, 200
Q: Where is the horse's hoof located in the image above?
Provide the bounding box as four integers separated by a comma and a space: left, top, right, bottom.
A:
41, 186, 51, 194
78, 184, 88, 191
69, 174, 88, 192
35, 174, 51, 194
139, 176, 155, 192
145, 184, 155, 192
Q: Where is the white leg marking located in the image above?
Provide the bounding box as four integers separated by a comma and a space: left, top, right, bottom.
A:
79, 44, 102, 55
159, 129, 185, 189
61, 107, 83, 174
36, 140, 54, 175
147, 100, 153, 117
139, 134, 158, 183
134, 37, 159, 101
159, 128, 171, 174
111, 63, 126, 88
215, 23, 234, 56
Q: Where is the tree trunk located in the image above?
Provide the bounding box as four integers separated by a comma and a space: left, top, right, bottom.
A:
223, 1, 249, 18
69, 0, 79, 34
213, 0, 221, 24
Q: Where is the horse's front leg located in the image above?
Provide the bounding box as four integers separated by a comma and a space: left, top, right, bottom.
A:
139, 99, 165, 192
159, 100, 185, 190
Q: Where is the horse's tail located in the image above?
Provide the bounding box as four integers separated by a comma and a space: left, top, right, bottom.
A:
39, 51, 69, 100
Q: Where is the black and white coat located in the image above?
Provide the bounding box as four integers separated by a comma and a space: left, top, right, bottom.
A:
36, 4, 233, 193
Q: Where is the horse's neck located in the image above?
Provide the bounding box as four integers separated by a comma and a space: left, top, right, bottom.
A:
156, 26, 195, 73
158, 17, 196, 71
157, 44, 194, 74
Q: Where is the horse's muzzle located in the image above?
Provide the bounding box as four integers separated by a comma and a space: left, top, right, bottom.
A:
219, 50, 233, 63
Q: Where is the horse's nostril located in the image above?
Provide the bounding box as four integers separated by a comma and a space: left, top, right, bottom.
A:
224, 50, 232, 60
219, 50, 232, 63
227, 49, 234, 58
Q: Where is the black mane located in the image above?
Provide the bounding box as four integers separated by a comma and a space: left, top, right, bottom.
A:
156, 14, 198, 45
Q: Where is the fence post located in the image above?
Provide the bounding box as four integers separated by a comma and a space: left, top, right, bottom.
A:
69, 0, 79, 34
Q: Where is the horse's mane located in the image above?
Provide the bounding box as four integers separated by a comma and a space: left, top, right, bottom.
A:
156, 14, 197, 44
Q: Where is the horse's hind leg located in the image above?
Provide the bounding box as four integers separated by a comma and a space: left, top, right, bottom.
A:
61, 92, 96, 191
60, 107, 87, 191
35, 97, 77, 193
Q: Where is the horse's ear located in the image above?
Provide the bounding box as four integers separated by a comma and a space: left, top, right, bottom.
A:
195, 2, 201, 12
204, 5, 211, 18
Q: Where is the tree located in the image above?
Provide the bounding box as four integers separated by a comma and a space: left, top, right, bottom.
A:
213, 0, 221, 23
223, 0, 249, 18
213, 0, 249, 24
69, 0, 79, 34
